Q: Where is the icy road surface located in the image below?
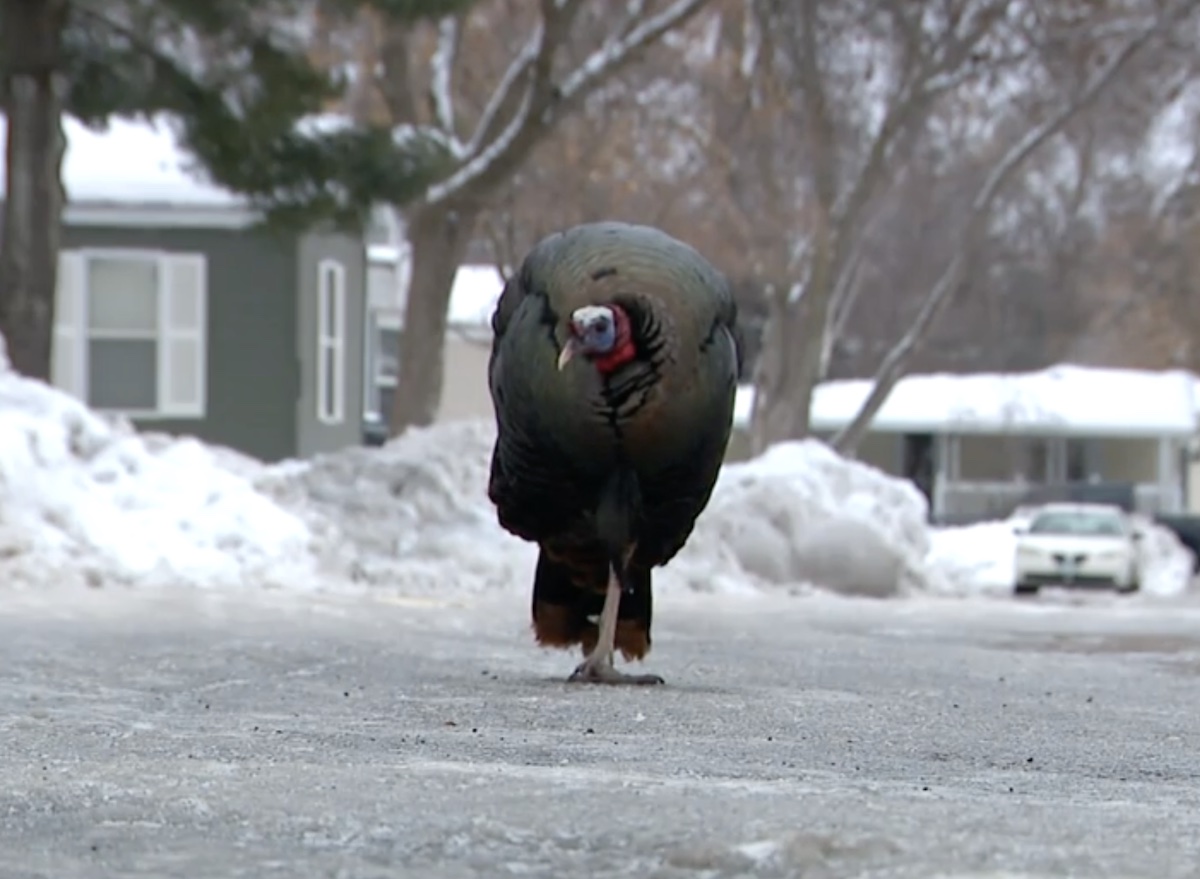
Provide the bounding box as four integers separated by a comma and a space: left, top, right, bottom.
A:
3, 588, 1200, 878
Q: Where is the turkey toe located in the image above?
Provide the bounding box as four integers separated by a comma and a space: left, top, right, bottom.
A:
567, 661, 665, 686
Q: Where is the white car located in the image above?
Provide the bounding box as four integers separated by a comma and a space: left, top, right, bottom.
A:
1012, 502, 1142, 595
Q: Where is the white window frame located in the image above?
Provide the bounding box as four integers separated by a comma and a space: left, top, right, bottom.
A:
53, 248, 208, 419
317, 259, 347, 425
363, 312, 401, 421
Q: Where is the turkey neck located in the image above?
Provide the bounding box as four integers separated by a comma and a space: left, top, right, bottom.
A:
593, 298, 671, 424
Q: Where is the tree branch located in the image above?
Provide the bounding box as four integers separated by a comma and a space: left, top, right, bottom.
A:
377, 14, 419, 124
819, 236, 866, 380
555, 0, 710, 101
463, 30, 540, 155
830, 1, 1193, 455
793, 0, 837, 211
421, 0, 711, 208
831, 0, 1009, 250
427, 15, 461, 148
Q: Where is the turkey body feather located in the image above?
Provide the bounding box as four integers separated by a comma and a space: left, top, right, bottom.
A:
486, 222, 741, 685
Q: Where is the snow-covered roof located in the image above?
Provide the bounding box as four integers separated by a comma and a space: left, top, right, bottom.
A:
368, 244, 505, 329
734, 365, 1200, 438
0, 115, 253, 227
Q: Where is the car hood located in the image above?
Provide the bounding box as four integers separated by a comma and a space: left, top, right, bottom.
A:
1016, 535, 1131, 555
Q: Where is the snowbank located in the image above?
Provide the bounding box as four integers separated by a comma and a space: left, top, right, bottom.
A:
257, 428, 941, 599
668, 440, 944, 597
928, 517, 1197, 599
6, 355, 1186, 603
926, 521, 1017, 597
1134, 521, 1196, 597
0, 350, 950, 597
0, 368, 321, 590
255, 421, 535, 596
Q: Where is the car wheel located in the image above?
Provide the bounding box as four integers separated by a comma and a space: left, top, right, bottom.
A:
1116, 579, 1140, 595
1014, 582, 1040, 596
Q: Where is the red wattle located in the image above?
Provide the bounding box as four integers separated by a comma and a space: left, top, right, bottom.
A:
590, 305, 634, 374
592, 339, 636, 374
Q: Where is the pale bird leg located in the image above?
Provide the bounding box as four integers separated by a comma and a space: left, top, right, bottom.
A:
567, 562, 664, 686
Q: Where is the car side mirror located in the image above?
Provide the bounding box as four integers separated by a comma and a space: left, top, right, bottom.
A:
1012, 526, 1026, 535
1131, 531, 1144, 542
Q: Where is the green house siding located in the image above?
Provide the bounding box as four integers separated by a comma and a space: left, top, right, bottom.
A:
62, 225, 300, 461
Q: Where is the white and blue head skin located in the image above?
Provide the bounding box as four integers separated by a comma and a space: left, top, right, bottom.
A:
571, 305, 617, 352
558, 304, 624, 370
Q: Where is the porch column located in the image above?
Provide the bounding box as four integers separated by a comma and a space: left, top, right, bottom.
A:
1045, 437, 1067, 482
932, 434, 948, 521
1157, 436, 1183, 513
931, 434, 960, 521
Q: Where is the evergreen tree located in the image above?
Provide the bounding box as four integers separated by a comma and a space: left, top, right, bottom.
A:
0, 0, 476, 380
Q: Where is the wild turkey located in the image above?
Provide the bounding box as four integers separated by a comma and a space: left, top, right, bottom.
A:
486, 222, 742, 685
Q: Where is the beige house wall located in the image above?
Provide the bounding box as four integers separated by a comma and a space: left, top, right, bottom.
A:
955, 435, 1161, 484
436, 335, 493, 424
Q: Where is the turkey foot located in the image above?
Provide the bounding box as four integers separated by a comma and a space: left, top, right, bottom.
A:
568, 657, 664, 685
566, 562, 664, 686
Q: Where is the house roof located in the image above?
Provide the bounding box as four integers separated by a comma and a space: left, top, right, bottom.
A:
0, 115, 255, 228
734, 365, 1200, 438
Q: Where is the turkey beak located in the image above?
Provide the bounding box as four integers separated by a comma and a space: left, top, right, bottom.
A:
557, 339, 580, 371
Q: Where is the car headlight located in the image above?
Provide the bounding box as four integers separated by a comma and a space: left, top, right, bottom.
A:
1016, 547, 1043, 560
1093, 550, 1128, 563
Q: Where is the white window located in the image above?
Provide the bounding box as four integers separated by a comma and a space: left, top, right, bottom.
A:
52, 249, 207, 418
317, 259, 347, 424
363, 313, 400, 422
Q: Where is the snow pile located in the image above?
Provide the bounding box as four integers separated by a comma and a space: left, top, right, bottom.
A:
926, 521, 1022, 598
255, 421, 535, 596
255, 427, 940, 599
669, 439, 945, 597
0, 356, 940, 598
0, 369, 321, 590
1132, 518, 1195, 597
928, 516, 1196, 599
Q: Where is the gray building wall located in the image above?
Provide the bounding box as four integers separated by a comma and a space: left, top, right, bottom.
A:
294, 230, 366, 457
62, 225, 300, 462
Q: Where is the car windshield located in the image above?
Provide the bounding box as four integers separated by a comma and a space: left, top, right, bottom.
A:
1028, 510, 1125, 537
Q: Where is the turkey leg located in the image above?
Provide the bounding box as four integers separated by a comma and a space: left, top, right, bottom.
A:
567, 563, 664, 686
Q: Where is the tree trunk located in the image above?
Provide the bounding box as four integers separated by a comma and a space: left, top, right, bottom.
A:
388, 202, 477, 435
748, 220, 836, 455
0, 0, 68, 381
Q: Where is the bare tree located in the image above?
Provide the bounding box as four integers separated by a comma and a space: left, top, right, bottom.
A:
746, 0, 1022, 452
829, 0, 1197, 455
328, 0, 717, 435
